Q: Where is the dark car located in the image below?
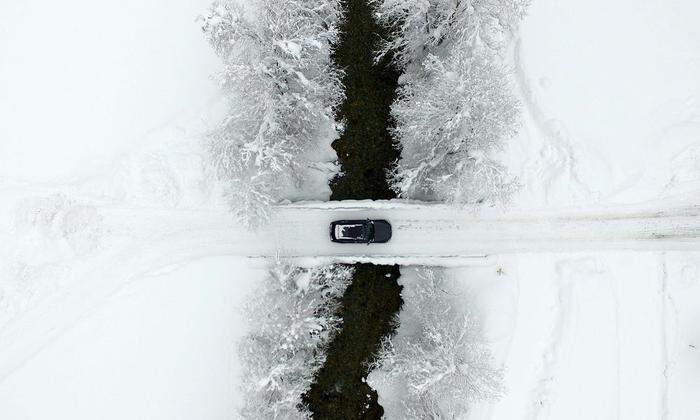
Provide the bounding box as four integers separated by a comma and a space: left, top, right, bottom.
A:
330, 219, 392, 244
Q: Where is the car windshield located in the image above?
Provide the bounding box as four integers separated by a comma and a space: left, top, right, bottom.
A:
363, 222, 374, 241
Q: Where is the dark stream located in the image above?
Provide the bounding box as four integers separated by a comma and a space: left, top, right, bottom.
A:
302, 0, 403, 418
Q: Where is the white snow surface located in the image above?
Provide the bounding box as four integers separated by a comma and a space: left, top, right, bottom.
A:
0, 0, 222, 183
464, 252, 700, 420
505, 0, 700, 209
0, 256, 262, 419
0, 0, 264, 417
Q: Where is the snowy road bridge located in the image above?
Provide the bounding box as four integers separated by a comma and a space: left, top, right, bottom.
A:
264, 200, 700, 263
107, 200, 700, 267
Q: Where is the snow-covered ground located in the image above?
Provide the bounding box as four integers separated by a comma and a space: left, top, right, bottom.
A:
505, 0, 700, 209
459, 252, 700, 420
0, 0, 222, 183
461, 0, 700, 418
0, 0, 264, 417
0, 256, 262, 419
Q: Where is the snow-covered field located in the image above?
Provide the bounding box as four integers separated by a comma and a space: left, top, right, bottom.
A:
0, 0, 222, 183
465, 0, 700, 418
0, 0, 699, 419
506, 0, 700, 209
0, 257, 262, 419
461, 252, 700, 420
0, 0, 265, 417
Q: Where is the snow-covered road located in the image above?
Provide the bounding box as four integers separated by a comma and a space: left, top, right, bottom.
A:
94, 200, 699, 266
268, 201, 699, 261
54, 199, 699, 270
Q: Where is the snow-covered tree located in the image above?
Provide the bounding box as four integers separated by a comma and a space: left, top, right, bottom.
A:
200, 0, 344, 226
373, 0, 529, 68
370, 268, 503, 418
238, 262, 353, 419
374, 0, 528, 206
388, 49, 519, 205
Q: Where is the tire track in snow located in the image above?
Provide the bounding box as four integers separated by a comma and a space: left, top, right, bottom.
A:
528, 260, 573, 420
657, 253, 690, 419
511, 39, 593, 205
611, 266, 622, 420
528, 258, 621, 420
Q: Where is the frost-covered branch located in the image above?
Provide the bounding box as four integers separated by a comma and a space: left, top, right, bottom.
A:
239, 262, 353, 419
388, 50, 519, 204
372, 0, 529, 68
369, 268, 503, 418
374, 0, 529, 206
200, 0, 344, 226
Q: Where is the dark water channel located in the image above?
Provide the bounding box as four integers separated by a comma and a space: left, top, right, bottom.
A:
302, 0, 403, 418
